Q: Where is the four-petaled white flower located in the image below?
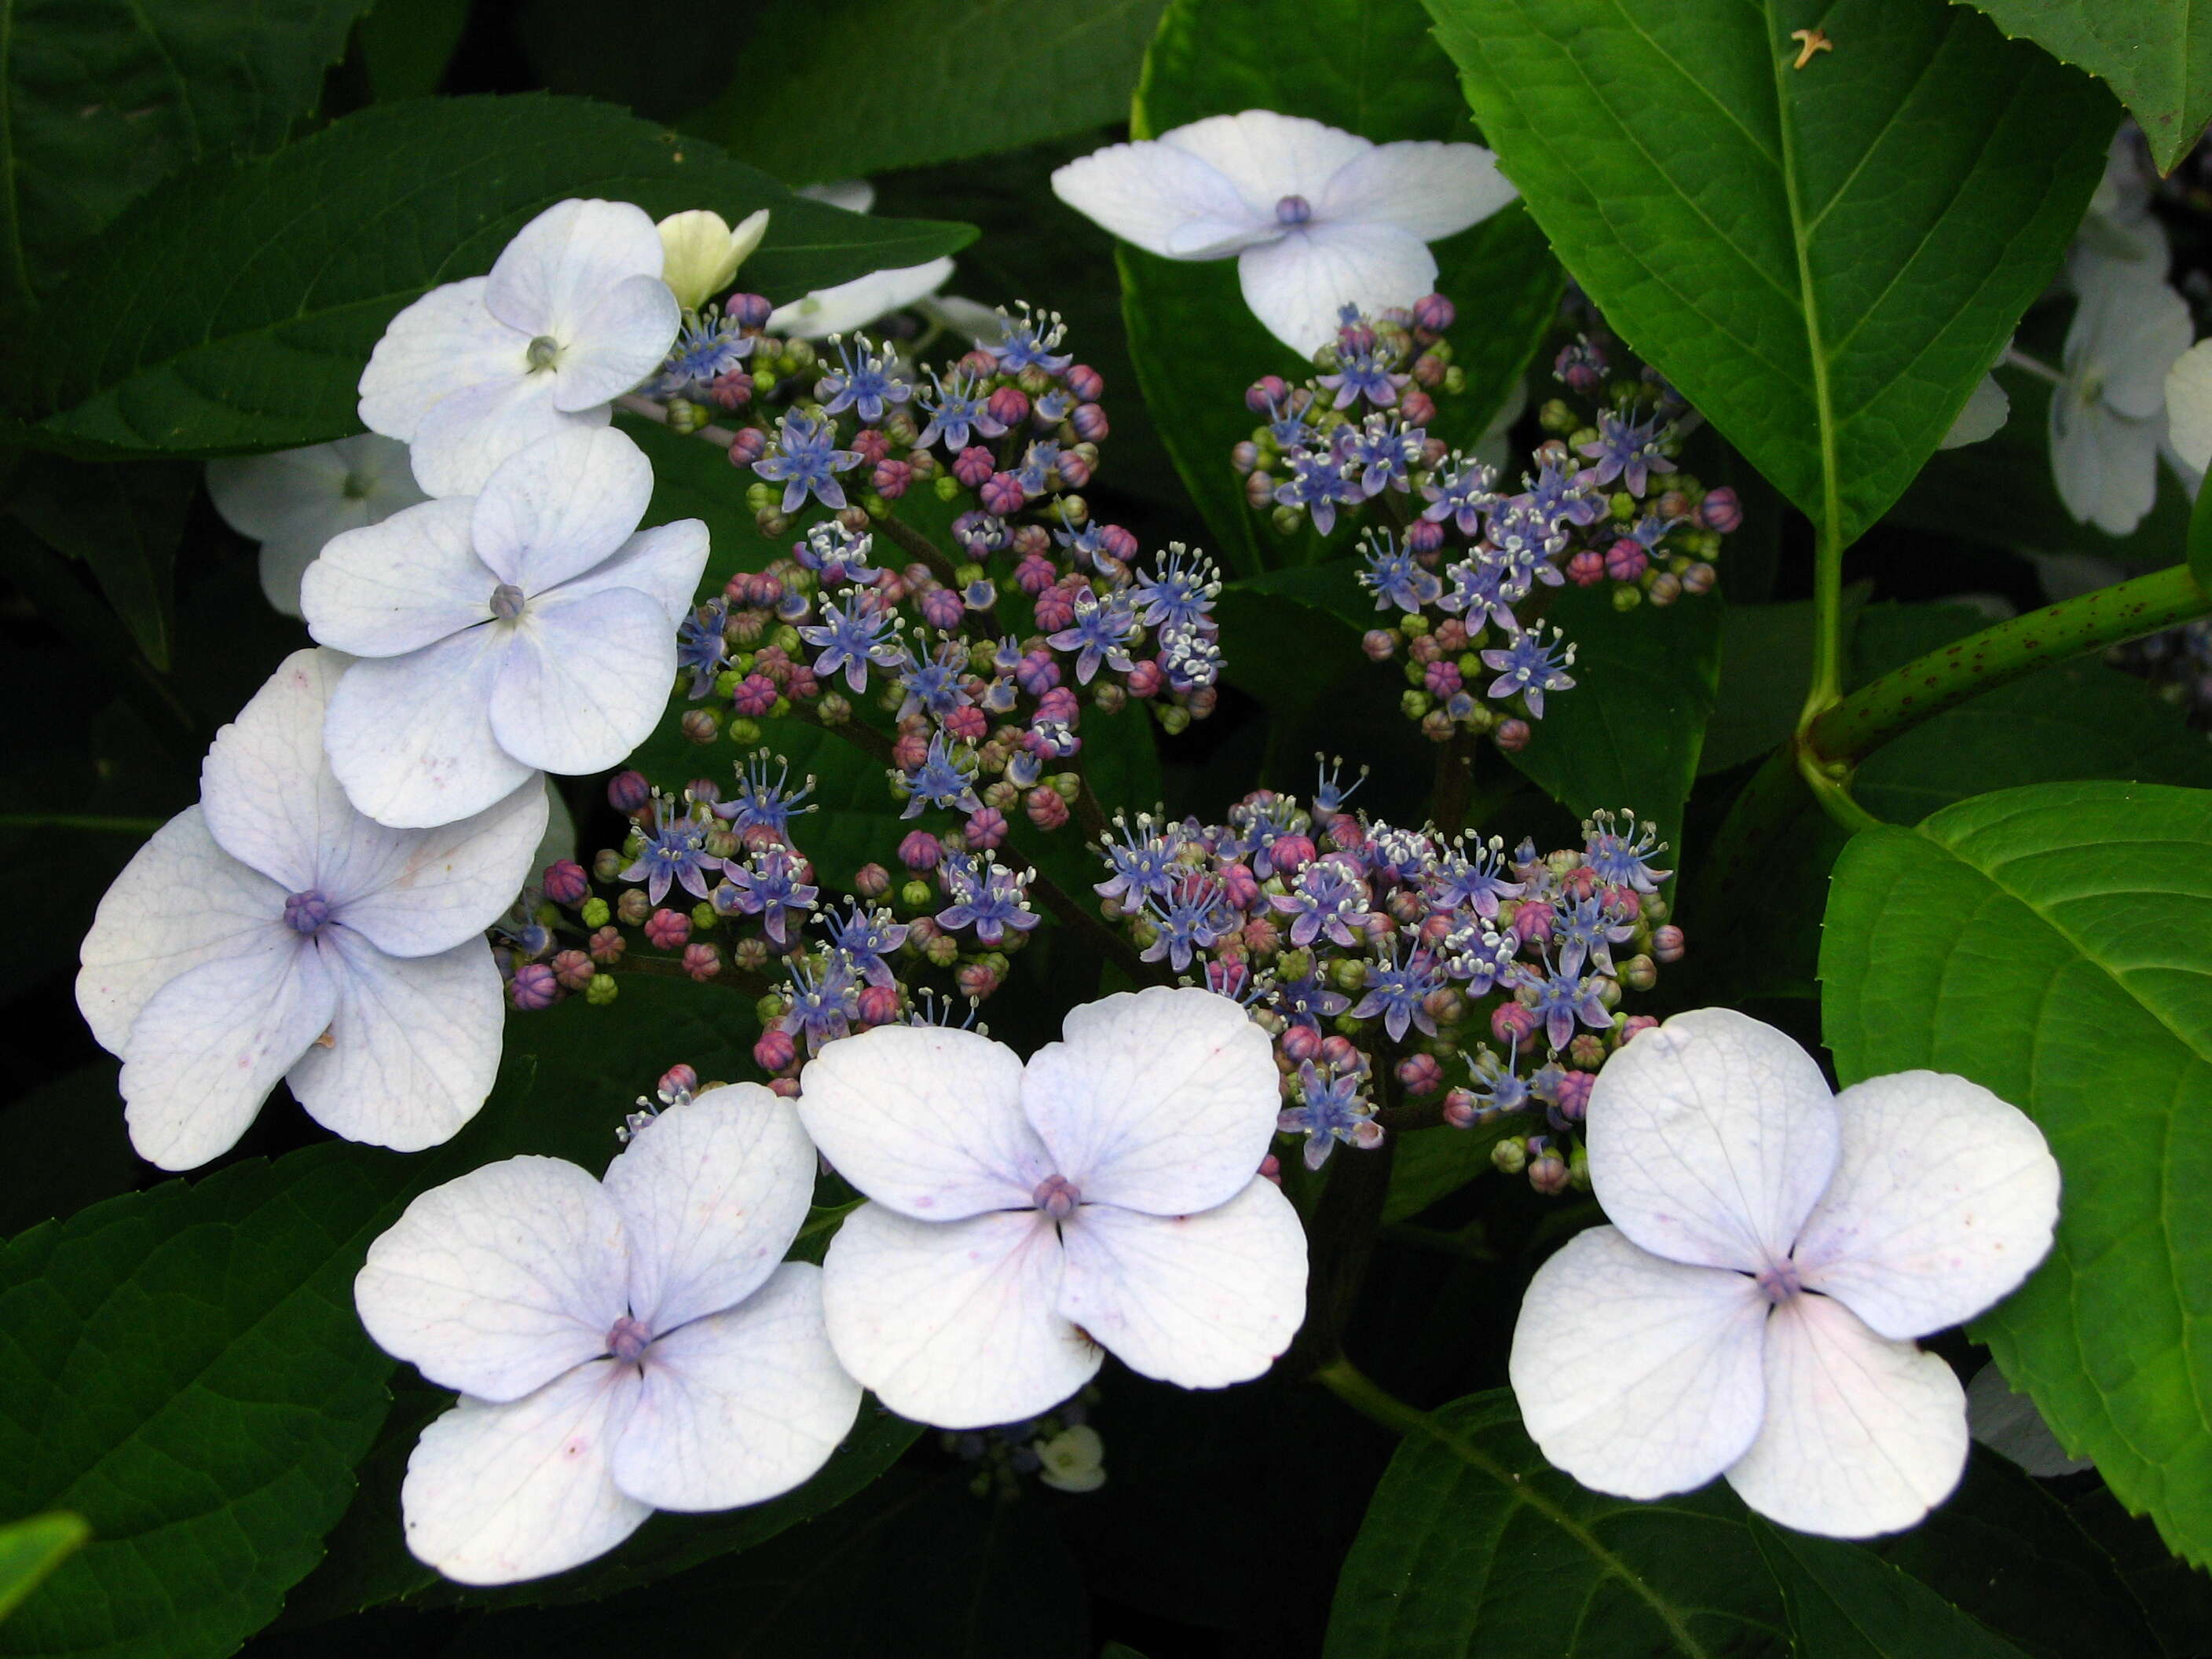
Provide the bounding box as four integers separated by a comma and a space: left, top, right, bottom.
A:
360, 198, 680, 496
2050, 257, 2191, 536
1509, 1007, 2058, 1539
77, 649, 545, 1170
1050, 109, 1516, 357
767, 181, 965, 339
355, 1086, 859, 1585
797, 986, 1307, 1429
657, 207, 771, 311
207, 435, 427, 617
302, 424, 708, 829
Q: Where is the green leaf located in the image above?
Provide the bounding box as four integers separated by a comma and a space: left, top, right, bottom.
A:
9, 94, 974, 459
1426, 0, 2115, 551
9, 456, 196, 668
687, 0, 1169, 185
1323, 1389, 1788, 1657
0, 1514, 88, 1624
1121, 0, 1561, 573
1501, 582, 1724, 868
0, 1151, 409, 1659
1214, 562, 1377, 721
1962, 1, 2212, 173
356, 0, 472, 100
1821, 781, 2212, 1566
1750, 1517, 2029, 1657
2189, 458, 2212, 598
0, 0, 373, 304
1876, 1452, 2161, 1659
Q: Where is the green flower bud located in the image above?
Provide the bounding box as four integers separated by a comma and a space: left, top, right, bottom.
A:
584, 974, 620, 1006
1401, 689, 1434, 720
580, 896, 610, 928
1492, 1137, 1528, 1176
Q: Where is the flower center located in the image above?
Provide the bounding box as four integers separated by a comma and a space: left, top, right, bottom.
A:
606, 1314, 651, 1364
1753, 1258, 1803, 1305
526, 333, 564, 372
340, 471, 373, 501
282, 889, 331, 934
1032, 1174, 1082, 1220
1274, 194, 1313, 226
489, 583, 528, 622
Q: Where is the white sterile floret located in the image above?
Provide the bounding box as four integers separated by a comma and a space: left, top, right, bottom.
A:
2164, 339, 2212, 477
797, 985, 1307, 1429
657, 207, 771, 311
76, 649, 545, 1170
2050, 265, 2191, 536
1508, 1008, 2059, 1539
355, 1086, 859, 1585
1050, 108, 1517, 357
360, 197, 680, 496
302, 424, 709, 829
767, 257, 960, 340
1034, 1424, 1107, 1492
207, 435, 427, 617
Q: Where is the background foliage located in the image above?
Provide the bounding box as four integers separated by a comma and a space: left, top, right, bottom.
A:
2, 0, 2211, 1654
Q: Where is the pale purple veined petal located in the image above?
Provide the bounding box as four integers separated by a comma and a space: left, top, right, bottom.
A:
1723, 1292, 1968, 1539
1509, 1225, 1769, 1501
302, 499, 494, 657
1156, 110, 1372, 213
819, 1203, 1099, 1430
323, 625, 536, 830
485, 584, 673, 778
400, 1361, 648, 1585
118, 933, 338, 1170
1584, 1007, 1840, 1276
469, 426, 654, 595
1793, 1071, 2059, 1341
355, 1154, 630, 1402
77, 806, 287, 1055
1054, 1178, 1306, 1390
794, 1024, 1047, 1221
358, 278, 525, 443
551, 519, 710, 628
485, 199, 665, 340
198, 647, 365, 892
407, 371, 600, 500
290, 929, 504, 1153
327, 780, 547, 958
551, 272, 680, 412
1316, 139, 1517, 240
613, 1263, 861, 1511
1049, 137, 1273, 259
1236, 221, 1437, 357
1020, 985, 1277, 1216
602, 1086, 818, 1333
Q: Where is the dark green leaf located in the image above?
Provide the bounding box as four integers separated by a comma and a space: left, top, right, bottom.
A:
0, 1063, 141, 1238
1323, 1389, 1788, 1657
356, 0, 471, 100
10, 94, 973, 459
1876, 1452, 2160, 1659
0, 1152, 407, 1659
1427, 0, 2114, 551
1821, 781, 2212, 1566
1750, 1517, 2028, 1657
0, 1514, 88, 1624
1122, 0, 1560, 573
445, 1474, 1087, 1659
0, 0, 372, 303
1382, 1119, 1509, 1223
1962, 0, 2212, 173
688, 0, 1169, 185
1501, 581, 1724, 867
9, 456, 196, 668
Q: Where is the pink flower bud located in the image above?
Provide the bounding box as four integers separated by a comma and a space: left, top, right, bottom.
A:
953, 446, 994, 487
644, 909, 691, 950
754, 1027, 797, 1073
607, 770, 651, 811
1441, 1088, 1478, 1129
1396, 1053, 1444, 1096
956, 961, 1002, 1000
1246, 374, 1291, 414
1124, 659, 1163, 698
980, 472, 1026, 515
1362, 629, 1397, 661
1494, 718, 1531, 753
987, 386, 1030, 427
1026, 786, 1070, 830
964, 805, 1009, 851
1699, 486, 1741, 533
1567, 548, 1606, 586
682, 943, 721, 981
1604, 539, 1648, 583
871, 458, 912, 498
1280, 1024, 1323, 1064
898, 830, 943, 871
553, 950, 595, 991
659, 1063, 698, 1098
1653, 924, 1686, 963
1492, 1001, 1538, 1045
1067, 364, 1104, 401
509, 963, 558, 1010
588, 925, 626, 965
543, 859, 589, 906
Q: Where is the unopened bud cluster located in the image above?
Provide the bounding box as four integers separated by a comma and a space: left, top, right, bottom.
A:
1236, 302, 1736, 748
1092, 764, 1684, 1190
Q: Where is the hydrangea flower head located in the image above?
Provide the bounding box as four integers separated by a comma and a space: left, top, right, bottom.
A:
1509, 1008, 2059, 1538
354, 1086, 859, 1584
1051, 110, 1516, 356
301, 425, 709, 827
206, 435, 426, 617
2050, 262, 2190, 536
797, 986, 1307, 1428
360, 198, 681, 496
77, 650, 546, 1169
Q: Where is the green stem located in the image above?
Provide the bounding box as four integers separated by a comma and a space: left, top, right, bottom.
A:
1311, 1357, 1431, 1438
1800, 522, 1847, 728
1804, 561, 2211, 767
